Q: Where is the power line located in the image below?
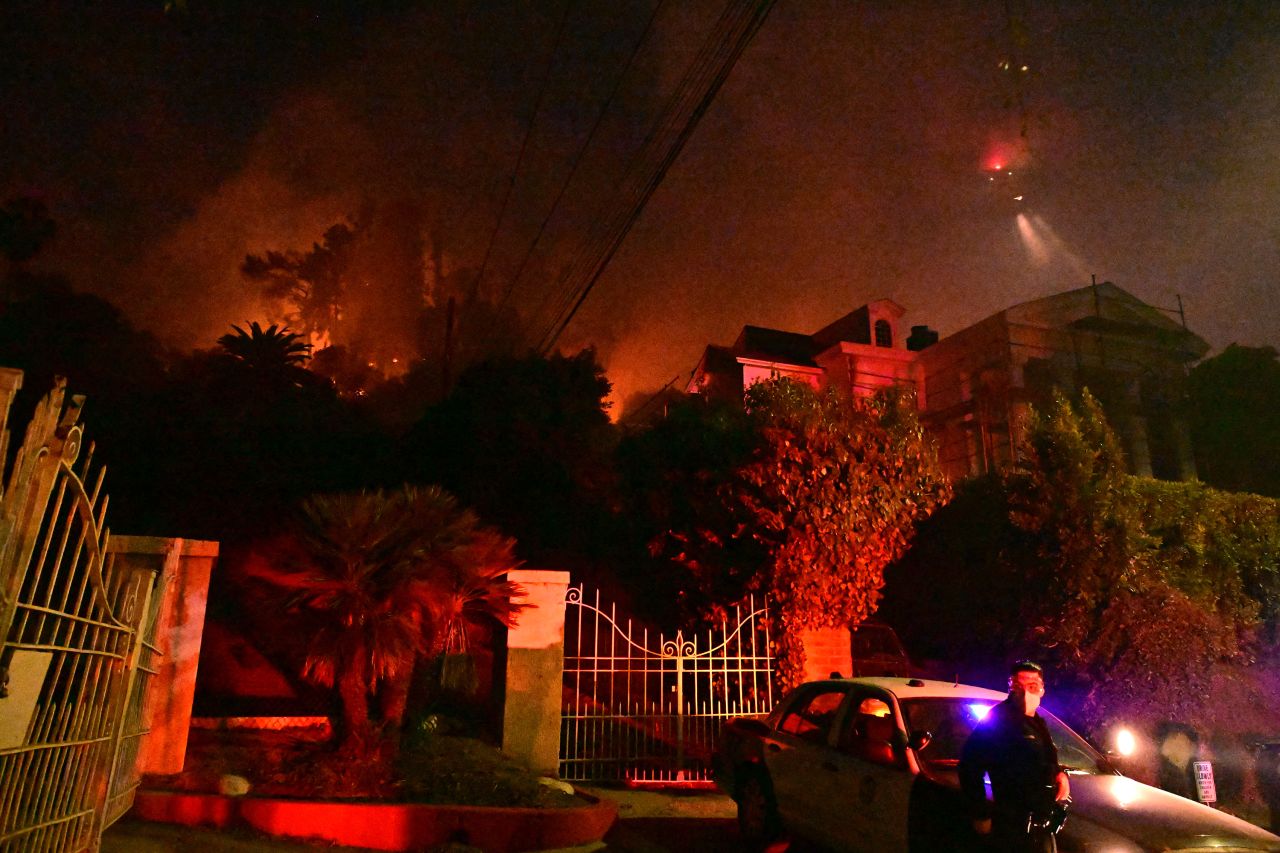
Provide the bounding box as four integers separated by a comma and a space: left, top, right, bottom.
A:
498, 0, 668, 316
536, 1, 759, 346
534, 0, 777, 355
471, 0, 576, 303
527, 4, 748, 347
620, 373, 685, 425
537, 0, 764, 345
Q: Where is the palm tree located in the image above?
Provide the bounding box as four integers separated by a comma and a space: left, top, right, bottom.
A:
216, 321, 313, 387
246, 486, 525, 746
418, 525, 528, 701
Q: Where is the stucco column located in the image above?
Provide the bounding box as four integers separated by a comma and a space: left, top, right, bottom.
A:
109, 536, 219, 774
1116, 376, 1154, 477
502, 569, 570, 777
1172, 417, 1198, 481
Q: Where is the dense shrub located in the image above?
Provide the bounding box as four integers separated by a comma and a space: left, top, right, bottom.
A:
1003, 391, 1158, 685
1133, 479, 1280, 641
652, 379, 950, 688
888, 391, 1276, 729
1081, 581, 1236, 725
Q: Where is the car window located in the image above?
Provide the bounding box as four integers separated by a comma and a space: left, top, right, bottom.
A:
836, 689, 905, 767
1040, 709, 1106, 773
777, 686, 847, 744
898, 698, 1106, 773
851, 625, 905, 659
898, 698, 987, 766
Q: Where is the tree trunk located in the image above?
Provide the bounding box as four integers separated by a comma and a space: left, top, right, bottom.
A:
336, 654, 371, 747
380, 660, 414, 730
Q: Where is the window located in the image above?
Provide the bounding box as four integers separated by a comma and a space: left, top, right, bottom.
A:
897, 698, 983, 766
874, 319, 892, 348
778, 686, 847, 744
851, 624, 907, 659
838, 690, 903, 767
897, 699, 1106, 774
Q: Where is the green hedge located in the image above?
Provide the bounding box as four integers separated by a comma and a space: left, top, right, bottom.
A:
1132, 479, 1280, 638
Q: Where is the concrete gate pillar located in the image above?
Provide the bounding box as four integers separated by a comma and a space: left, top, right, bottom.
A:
109, 536, 219, 774
502, 569, 570, 777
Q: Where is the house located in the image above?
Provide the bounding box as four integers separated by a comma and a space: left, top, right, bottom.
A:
688, 282, 1209, 481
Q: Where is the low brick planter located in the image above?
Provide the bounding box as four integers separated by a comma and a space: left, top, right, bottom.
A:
131, 788, 618, 852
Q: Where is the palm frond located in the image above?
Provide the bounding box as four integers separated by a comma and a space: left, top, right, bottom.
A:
274, 485, 527, 711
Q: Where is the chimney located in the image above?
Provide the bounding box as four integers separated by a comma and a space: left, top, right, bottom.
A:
906, 325, 939, 352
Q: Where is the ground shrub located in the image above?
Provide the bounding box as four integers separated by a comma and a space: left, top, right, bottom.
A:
147, 727, 579, 807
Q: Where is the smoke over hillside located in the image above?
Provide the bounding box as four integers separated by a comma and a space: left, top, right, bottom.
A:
5, 1, 1280, 411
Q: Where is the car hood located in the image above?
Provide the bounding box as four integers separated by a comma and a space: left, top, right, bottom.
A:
1067, 774, 1280, 850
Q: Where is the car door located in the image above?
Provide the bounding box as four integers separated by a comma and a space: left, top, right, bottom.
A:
811, 686, 916, 853
762, 683, 851, 843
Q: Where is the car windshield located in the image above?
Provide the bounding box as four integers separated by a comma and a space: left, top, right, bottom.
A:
898, 698, 1106, 774
851, 626, 905, 658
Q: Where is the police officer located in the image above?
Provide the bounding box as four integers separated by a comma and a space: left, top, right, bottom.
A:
959, 661, 1071, 852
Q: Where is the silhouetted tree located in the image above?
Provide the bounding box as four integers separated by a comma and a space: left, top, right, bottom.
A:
0, 281, 169, 528
308, 344, 382, 399
242, 222, 358, 345
120, 329, 394, 542
407, 349, 615, 565
615, 392, 762, 623
0, 196, 56, 266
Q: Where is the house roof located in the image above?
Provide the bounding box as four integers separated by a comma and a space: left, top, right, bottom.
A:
701, 344, 741, 375
685, 344, 743, 394
811, 299, 905, 352
732, 325, 819, 367
1004, 282, 1210, 360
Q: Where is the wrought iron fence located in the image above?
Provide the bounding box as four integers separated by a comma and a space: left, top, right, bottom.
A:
0, 374, 161, 852
560, 584, 774, 783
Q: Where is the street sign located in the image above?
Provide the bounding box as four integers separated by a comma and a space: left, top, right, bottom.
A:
1194, 760, 1217, 805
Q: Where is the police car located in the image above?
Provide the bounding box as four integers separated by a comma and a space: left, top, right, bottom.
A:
714, 676, 1280, 852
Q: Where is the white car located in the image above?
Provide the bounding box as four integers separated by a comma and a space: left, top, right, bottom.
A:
714, 676, 1280, 852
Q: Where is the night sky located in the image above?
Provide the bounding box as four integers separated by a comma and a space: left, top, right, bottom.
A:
4, 1, 1278, 410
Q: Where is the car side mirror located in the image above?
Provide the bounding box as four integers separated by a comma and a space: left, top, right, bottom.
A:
908, 731, 932, 751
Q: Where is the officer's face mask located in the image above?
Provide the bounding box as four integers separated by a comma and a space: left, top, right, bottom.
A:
1011, 673, 1045, 714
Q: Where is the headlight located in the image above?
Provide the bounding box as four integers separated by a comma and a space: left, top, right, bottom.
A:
1114, 727, 1137, 758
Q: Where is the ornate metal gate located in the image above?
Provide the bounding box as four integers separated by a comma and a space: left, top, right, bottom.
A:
0, 372, 162, 852
560, 584, 775, 783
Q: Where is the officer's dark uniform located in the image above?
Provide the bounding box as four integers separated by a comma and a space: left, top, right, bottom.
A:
959, 695, 1062, 853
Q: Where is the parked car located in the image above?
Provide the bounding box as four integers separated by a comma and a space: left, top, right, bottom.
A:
714, 676, 1280, 852
849, 621, 912, 677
